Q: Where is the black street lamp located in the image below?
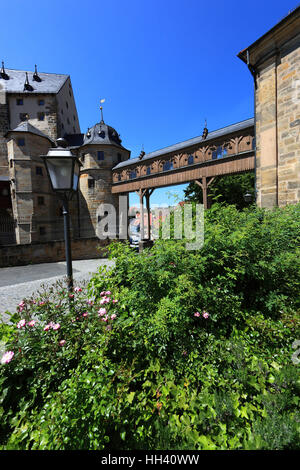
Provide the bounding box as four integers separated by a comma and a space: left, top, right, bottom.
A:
243, 191, 253, 204
41, 138, 81, 291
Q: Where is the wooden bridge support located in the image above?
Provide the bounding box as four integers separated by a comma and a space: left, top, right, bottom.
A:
135, 188, 155, 251
195, 176, 215, 209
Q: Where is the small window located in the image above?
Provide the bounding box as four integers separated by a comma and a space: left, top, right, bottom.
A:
252, 138, 256, 150
73, 115, 76, 121
36, 166, 43, 175
97, 151, 104, 161
129, 170, 137, 179
37, 112, 45, 121
88, 178, 95, 189
146, 166, 151, 175
118, 173, 122, 181
17, 138, 25, 146
19, 113, 28, 122
117, 153, 122, 163
163, 161, 173, 171
66, 101, 69, 109
38, 196, 45, 205
38, 99, 45, 106
188, 155, 194, 165
9, 159, 13, 168
16, 98, 23, 106
69, 90, 72, 97
39, 226, 46, 235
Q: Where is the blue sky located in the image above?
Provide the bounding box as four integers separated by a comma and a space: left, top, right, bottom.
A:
1, 0, 298, 206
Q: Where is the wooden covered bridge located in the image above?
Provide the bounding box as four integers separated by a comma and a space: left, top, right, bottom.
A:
112, 117, 255, 209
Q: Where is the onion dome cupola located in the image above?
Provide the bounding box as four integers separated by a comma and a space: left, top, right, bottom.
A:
83, 121, 124, 148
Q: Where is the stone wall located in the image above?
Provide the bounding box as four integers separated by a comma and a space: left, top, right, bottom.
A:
254, 33, 300, 208
0, 236, 110, 268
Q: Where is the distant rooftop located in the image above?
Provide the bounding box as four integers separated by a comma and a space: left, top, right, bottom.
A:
113, 118, 254, 170
6, 121, 53, 142
0, 66, 69, 94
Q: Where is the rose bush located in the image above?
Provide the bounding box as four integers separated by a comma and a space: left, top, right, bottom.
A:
0, 202, 299, 449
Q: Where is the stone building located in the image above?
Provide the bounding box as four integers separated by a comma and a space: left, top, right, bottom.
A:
0, 6, 299, 249
0, 65, 130, 245
238, 5, 300, 207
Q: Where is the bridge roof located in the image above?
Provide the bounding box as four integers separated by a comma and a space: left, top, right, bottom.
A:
112, 118, 254, 170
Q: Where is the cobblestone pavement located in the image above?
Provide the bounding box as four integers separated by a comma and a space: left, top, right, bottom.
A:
0, 258, 115, 323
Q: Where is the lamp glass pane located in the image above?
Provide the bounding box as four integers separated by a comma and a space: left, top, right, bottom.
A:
73, 160, 80, 191
46, 158, 73, 190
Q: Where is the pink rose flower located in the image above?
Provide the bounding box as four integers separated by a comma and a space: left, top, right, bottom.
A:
27, 320, 36, 327
100, 291, 105, 297
59, 340, 66, 346
52, 323, 61, 330
202, 311, 210, 319
39, 301, 45, 306
112, 299, 118, 304
44, 324, 51, 331
194, 312, 201, 317
74, 287, 82, 293
82, 312, 88, 317
98, 308, 107, 317
105, 291, 111, 296
110, 314, 117, 320
17, 319, 26, 329
1, 351, 14, 364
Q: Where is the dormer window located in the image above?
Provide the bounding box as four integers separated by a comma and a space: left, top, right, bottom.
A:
16, 98, 23, 106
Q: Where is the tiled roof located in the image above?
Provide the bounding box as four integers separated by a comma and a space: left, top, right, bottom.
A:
0, 68, 69, 94
6, 121, 53, 142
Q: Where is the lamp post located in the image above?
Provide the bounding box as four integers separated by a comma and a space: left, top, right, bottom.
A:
243, 191, 253, 204
41, 138, 81, 291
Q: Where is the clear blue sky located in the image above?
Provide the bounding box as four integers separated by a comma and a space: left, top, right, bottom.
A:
1, 0, 298, 206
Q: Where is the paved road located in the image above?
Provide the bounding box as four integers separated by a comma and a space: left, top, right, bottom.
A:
0, 258, 114, 323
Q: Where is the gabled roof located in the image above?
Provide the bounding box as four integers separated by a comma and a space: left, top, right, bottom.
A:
0, 68, 69, 94
6, 121, 54, 143
113, 118, 254, 170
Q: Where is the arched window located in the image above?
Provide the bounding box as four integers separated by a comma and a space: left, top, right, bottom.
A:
129, 170, 137, 179
146, 166, 151, 175
188, 155, 194, 165
163, 160, 173, 171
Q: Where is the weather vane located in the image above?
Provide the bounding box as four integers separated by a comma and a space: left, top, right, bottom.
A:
100, 98, 105, 123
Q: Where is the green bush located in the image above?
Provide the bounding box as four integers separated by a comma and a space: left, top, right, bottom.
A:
0, 203, 299, 449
